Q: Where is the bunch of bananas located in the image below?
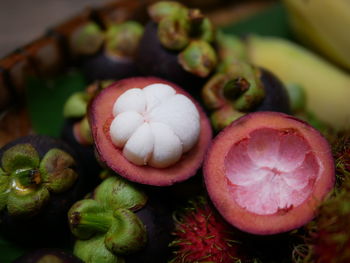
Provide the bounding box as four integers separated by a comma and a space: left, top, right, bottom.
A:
283, 0, 350, 71
246, 35, 350, 130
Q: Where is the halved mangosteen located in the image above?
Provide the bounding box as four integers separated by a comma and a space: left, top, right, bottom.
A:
88, 77, 212, 186
204, 111, 335, 235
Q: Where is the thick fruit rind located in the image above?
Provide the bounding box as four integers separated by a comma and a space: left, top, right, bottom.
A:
204, 111, 335, 235
88, 77, 212, 186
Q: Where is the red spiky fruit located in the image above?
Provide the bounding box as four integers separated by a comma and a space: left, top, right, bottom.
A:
169, 196, 246, 263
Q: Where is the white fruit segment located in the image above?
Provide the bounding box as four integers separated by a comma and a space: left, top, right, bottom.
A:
224, 128, 321, 215
110, 83, 200, 168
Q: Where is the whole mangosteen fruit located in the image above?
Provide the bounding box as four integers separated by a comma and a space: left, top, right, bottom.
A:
81, 21, 144, 83
136, 1, 217, 95
68, 174, 174, 263
0, 135, 87, 246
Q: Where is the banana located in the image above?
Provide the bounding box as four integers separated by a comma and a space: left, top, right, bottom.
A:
246, 35, 350, 129
283, 0, 350, 71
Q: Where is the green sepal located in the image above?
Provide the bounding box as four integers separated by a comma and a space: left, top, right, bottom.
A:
201, 72, 229, 110
197, 17, 215, 43
63, 91, 90, 118
178, 40, 217, 77
148, 1, 186, 23
71, 22, 105, 56
75, 117, 93, 145
7, 186, 50, 217
0, 175, 10, 212
105, 21, 144, 58
40, 148, 78, 193
1, 144, 40, 173
158, 14, 190, 51
216, 32, 247, 66
93, 176, 147, 211
224, 62, 265, 111
105, 208, 147, 255
285, 83, 306, 114
74, 235, 125, 263
210, 105, 245, 132
68, 199, 107, 239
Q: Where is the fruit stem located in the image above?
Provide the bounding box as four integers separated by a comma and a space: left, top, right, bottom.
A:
70, 211, 113, 234
13, 168, 41, 188
223, 77, 250, 100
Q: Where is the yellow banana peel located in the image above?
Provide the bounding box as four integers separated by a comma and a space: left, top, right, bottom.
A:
246, 35, 350, 129
283, 0, 350, 71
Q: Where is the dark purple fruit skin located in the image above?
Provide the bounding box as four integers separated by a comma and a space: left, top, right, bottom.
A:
60, 119, 102, 191
125, 194, 174, 263
81, 51, 140, 83
13, 248, 83, 263
135, 21, 208, 96
255, 68, 291, 114
0, 135, 88, 247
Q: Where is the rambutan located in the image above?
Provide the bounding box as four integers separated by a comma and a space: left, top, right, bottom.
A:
169, 196, 248, 263
332, 131, 350, 189
292, 132, 350, 263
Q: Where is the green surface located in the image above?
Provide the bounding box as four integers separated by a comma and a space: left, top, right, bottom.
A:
27, 70, 87, 137
0, 3, 293, 262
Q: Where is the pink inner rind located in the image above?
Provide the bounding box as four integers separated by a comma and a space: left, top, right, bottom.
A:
224, 128, 320, 215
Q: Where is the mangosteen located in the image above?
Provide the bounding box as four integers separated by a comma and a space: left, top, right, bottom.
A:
202, 60, 291, 131
81, 21, 144, 83
88, 76, 212, 186
136, 1, 218, 95
13, 248, 83, 263
61, 81, 117, 192
0, 135, 88, 246
204, 111, 335, 235
68, 174, 174, 263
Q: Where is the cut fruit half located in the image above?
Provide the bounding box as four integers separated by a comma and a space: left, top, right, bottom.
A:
204, 111, 335, 235
88, 77, 212, 186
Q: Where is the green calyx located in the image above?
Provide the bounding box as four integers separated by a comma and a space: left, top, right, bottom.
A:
178, 40, 217, 77
0, 144, 78, 217
63, 91, 90, 118
223, 62, 265, 112
158, 13, 190, 51
105, 21, 144, 58
210, 105, 244, 132
216, 32, 247, 66
69, 175, 148, 262
74, 117, 93, 145
152, 1, 217, 77
71, 22, 105, 56
148, 1, 186, 23
285, 83, 307, 114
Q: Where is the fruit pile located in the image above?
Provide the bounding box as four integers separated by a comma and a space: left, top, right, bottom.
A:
2, 1, 350, 262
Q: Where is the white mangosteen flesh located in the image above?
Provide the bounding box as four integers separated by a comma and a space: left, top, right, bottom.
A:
225, 128, 322, 215
110, 83, 200, 168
